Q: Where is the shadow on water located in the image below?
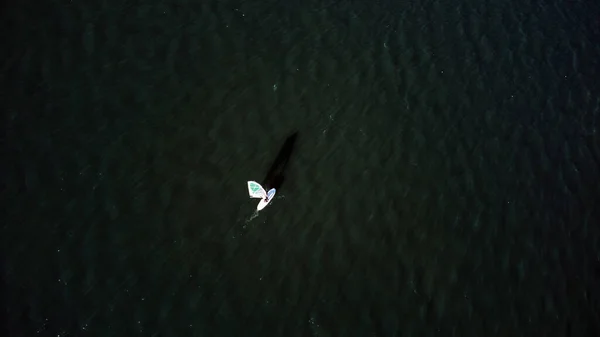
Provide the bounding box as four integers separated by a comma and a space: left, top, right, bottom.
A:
240, 132, 298, 224
262, 132, 298, 192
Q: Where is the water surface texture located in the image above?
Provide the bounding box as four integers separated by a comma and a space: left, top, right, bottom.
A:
4, 0, 600, 336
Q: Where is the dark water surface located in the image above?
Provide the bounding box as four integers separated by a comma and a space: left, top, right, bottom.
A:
4, 0, 600, 336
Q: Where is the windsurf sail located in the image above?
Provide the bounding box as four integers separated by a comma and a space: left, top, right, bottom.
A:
266, 188, 276, 201
247, 181, 267, 199
256, 188, 277, 211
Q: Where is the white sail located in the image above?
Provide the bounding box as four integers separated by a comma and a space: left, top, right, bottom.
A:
247, 181, 267, 199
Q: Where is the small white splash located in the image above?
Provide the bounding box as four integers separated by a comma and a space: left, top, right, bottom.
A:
245, 210, 259, 223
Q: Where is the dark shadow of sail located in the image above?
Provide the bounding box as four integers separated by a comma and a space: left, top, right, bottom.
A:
262, 132, 298, 192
